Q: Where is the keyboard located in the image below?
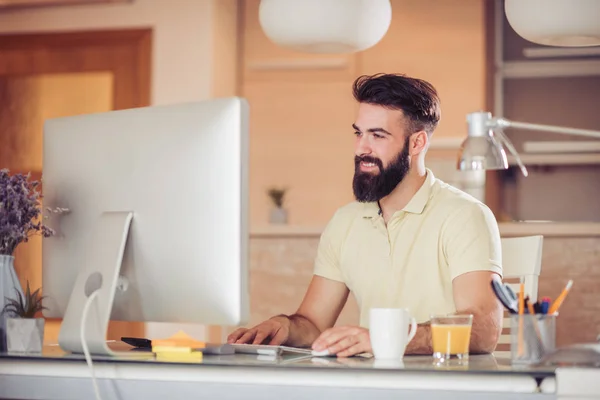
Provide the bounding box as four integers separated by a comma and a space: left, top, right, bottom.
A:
121, 336, 331, 357
231, 343, 330, 357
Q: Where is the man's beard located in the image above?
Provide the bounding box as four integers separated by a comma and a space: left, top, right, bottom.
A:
352, 136, 411, 203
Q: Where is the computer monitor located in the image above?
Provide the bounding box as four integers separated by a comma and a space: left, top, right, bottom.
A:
41, 97, 250, 356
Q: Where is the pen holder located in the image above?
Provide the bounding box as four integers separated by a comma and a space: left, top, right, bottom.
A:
510, 314, 556, 365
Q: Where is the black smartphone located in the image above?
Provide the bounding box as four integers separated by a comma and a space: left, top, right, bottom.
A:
121, 337, 152, 349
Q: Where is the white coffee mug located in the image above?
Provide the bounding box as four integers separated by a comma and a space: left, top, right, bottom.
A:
369, 308, 417, 359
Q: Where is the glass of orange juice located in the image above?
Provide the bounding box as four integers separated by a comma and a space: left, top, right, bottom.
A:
431, 314, 473, 365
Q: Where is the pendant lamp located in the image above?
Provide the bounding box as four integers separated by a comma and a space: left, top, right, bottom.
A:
258, 0, 392, 53
505, 0, 600, 47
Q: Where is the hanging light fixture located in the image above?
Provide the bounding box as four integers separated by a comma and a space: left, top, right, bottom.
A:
258, 0, 392, 54
505, 0, 600, 47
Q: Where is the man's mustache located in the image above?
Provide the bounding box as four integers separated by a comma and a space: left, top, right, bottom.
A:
355, 156, 383, 170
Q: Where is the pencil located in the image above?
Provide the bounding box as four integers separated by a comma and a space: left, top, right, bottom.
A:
527, 298, 535, 315
518, 279, 525, 315
518, 278, 524, 356
548, 280, 573, 315
527, 298, 543, 345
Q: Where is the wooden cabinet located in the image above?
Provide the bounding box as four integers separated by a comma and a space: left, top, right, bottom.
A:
494, 0, 600, 222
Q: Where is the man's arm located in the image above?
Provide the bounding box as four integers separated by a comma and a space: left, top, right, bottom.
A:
452, 270, 503, 353
405, 271, 503, 354
228, 275, 349, 346
404, 324, 432, 355
283, 275, 350, 347
229, 209, 351, 347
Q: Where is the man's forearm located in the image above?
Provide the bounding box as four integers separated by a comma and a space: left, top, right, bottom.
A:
405, 311, 501, 355
275, 313, 322, 348
405, 324, 433, 355
467, 308, 502, 354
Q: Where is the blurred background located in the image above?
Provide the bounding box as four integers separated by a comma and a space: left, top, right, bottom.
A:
1, 0, 598, 346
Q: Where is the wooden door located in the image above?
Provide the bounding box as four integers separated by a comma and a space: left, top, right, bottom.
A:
0, 28, 151, 343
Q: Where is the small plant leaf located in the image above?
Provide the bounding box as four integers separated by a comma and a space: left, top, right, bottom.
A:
267, 187, 287, 207
1, 280, 46, 318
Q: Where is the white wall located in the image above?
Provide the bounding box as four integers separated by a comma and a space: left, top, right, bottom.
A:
0, 0, 224, 341
0, 0, 215, 106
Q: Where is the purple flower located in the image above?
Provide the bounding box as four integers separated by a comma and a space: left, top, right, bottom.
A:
0, 169, 55, 255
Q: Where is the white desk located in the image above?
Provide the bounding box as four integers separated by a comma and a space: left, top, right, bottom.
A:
0, 344, 570, 400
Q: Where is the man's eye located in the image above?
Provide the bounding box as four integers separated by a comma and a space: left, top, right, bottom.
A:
374, 134, 384, 139
354, 131, 361, 136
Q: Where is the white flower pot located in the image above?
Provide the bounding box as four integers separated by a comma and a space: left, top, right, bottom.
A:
269, 207, 288, 224
0, 254, 24, 352
6, 317, 44, 353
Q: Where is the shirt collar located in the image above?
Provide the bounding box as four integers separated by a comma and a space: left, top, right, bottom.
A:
361, 168, 436, 218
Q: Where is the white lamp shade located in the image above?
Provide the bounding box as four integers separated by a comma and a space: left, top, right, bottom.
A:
258, 0, 392, 54
505, 0, 600, 47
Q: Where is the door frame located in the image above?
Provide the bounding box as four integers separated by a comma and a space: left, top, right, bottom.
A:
0, 28, 151, 110
0, 28, 152, 341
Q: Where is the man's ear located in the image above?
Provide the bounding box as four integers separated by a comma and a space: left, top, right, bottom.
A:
410, 131, 429, 155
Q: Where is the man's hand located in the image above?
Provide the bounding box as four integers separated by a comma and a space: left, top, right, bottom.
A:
227, 276, 350, 348
311, 326, 371, 357
227, 315, 290, 345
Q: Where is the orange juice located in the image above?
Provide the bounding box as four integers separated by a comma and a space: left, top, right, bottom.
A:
431, 324, 472, 355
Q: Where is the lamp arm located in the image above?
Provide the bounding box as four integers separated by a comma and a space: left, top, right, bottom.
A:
493, 118, 600, 139
494, 128, 528, 177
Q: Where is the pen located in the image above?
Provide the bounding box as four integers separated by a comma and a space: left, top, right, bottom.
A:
541, 297, 551, 315
549, 280, 573, 315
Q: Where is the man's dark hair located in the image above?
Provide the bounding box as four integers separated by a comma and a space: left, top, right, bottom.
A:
352, 73, 441, 136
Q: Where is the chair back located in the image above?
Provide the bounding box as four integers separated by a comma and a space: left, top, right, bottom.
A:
494, 235, 544, 358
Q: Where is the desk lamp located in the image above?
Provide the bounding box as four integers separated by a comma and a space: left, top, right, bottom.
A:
457, 111, 600, 365
457, 111, 600, 176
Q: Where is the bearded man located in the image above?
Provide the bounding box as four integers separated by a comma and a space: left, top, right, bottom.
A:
228, 73, 504, 357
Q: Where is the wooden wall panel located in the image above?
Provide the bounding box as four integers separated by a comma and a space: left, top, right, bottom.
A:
241, 0, 358, 84
246, 80, 357, 226
241, 0, 488, 227
211, 0, 241, 98
358, 0, 487, 141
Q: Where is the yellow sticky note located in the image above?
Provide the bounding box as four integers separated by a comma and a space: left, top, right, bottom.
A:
152, 330, 205, 348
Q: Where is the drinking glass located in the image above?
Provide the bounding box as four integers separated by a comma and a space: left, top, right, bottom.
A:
430, 314, 473, 365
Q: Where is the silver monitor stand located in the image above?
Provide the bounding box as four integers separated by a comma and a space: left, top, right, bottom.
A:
59, 212, 133, 356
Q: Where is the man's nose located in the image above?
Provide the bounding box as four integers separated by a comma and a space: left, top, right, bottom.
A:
355, 134, 372, 156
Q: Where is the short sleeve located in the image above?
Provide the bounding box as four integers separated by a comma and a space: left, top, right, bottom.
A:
313, 213, 345, 283
443, 202, 503, 281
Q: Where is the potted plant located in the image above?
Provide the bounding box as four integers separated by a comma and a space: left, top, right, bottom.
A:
267, 187, 288, 224
0, 169, 54, 351
2, 281, 46, 353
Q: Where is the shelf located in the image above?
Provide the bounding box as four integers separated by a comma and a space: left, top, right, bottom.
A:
429, 137, 463, 150
508, 153, 600, 166
251, 225, 323, 238
501, 60, 600, 79
499, 222, 600, 238
523, 141, 600, 154
250, 222, 600, 238
522, 46, 600, 59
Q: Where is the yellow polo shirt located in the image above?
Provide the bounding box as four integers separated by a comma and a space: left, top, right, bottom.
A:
314, 169, 502, 327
